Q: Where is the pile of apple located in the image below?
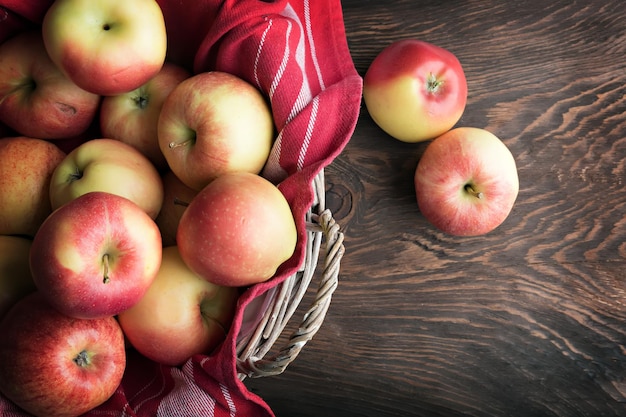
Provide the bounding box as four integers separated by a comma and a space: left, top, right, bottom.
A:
0, 0, 298, 416
363, 39, 520, 236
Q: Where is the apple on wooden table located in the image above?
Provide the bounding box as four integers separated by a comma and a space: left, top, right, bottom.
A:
0, 136, 66, 237
414, 127, 519, 236
0, 292, 126, 417
100, 62, 191, 171
158, 71, 275, 191
0, 235, 35, 320
363, 39, 467, 143
29, 191, 162, 319
0, 30, 100, 139
177, 172, 298, 287
118, 246, 240, 366
49, 138, 164, 219
42, 0, 167, 96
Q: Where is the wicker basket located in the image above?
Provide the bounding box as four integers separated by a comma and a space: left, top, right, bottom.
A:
236, 169, 344, 379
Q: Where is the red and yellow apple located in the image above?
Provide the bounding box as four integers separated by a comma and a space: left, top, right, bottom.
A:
414, 127, 519, 236
0, 236, 35, 320
30, 191, 162, 319
0, 136, 66, 237
49, 138, 164, 219
118, 246, 239, 366
363, 39, 467, 143
0, 30, 100, 139
177, 172, 297, 287
158, 71, 275, 191
0, 292, 126, 417
100, 62, 191, 171
42, 0, 167, 96
154, 170, 198, 247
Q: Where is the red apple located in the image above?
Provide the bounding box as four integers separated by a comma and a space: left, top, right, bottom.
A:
414, 127, 519, 236
118, 246, 240, 366
42, 0, 167, 96
49, 138, 164, 219
154, 170, 199, 247
0, 292, 125, 417
0, 235, 35, 320
177, 172, 297, 287
100, 62, 191, 171
158, 71, 275, 191
30, 191, 162, 319
0, 30, 100, 139
0, 136, 66, 237
363, 39, 467, 143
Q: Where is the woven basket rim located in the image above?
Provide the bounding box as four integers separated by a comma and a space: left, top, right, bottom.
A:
235, 169, 344, 379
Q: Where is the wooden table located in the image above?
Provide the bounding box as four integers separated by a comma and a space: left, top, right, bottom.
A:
247, 0, 626, 415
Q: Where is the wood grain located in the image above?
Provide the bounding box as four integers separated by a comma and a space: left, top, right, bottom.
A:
246, 1, 626, 416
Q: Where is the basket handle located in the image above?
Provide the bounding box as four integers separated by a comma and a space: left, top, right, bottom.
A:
237, 207, 344, 379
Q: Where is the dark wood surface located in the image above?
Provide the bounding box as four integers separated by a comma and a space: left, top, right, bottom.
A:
246, 1, 626, 416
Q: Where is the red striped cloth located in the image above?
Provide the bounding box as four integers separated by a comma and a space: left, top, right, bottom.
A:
0, 0, 362, 416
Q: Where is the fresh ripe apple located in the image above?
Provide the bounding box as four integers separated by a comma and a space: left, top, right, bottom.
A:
177, 172, 297, 287
0, 236, 35, 320
158, 71, 275, 191
118, 246, 239, 366
49, 138, 164, 219
0, 292, 125, 417
42, 0, 167, 96
0, 136, 66, 237
0, 30, 100, 139
30, 191, 162, 319
363, 39, 467, 143
414, 127, 519, 236
155, 170, 198, 247
100, 62, 191, 171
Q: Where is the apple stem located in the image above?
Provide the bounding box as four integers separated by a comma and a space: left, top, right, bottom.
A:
102, 253, 110, 284
73, 350, 91, 367
465, 184, 484, 199
169, 139, 192, 149
173, 197, 189, 207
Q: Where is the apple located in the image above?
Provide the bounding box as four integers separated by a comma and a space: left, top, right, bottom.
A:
414, 127, 519, 236
0, 292, 125, 417
158, 71, 275, 191
177, 172, 297, 287
363, 39, 467, 143
30, 191, 162, 319
0, 236, 35, 320
0, 30, 100, 139
100, 62, 191, 171
42, 0, 167, 96
154, 170, 199, 247
0, 136, 66, 237
118, 246, 239, 366
49, 138, 164, 219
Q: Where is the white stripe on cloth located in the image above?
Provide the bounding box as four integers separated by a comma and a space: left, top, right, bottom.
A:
156, 363, 217, 417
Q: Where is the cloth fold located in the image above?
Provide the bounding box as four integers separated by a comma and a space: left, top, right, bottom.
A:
0, 0, 362, 416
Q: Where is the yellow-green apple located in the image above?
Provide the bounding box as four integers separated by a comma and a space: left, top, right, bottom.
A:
100, 62, 191, 171
363, 39, 467, 143
177, 172, 297, 287
0, 30, 100, 139
414, 127, 519, 236
158, 71, 275, 191
0, 136, 66, 237
118, 246, 239, 366
42, 0, 167, 96
49, 138, 164, 219
0, 236, 35, 320
30, 191, 162, 319
0, 292, 125, 417
154, 170, 198, 247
